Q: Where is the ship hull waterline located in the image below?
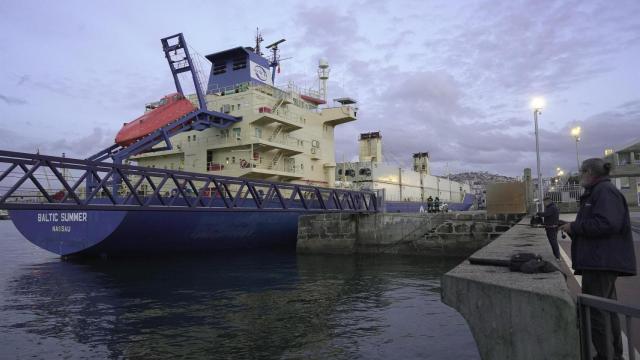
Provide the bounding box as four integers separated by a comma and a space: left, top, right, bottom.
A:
9, 209, 324, 257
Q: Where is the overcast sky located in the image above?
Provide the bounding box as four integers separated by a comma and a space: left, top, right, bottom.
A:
1, 0, 639, 177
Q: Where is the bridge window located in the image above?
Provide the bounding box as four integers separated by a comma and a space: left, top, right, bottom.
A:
232, 57, 246, 70
213, 61, 226, 75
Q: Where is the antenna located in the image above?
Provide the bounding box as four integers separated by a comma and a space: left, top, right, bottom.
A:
265, 38, 286, 83
318, 58, 330, 101
255, 27, 264, 56
265, 39, 286, 49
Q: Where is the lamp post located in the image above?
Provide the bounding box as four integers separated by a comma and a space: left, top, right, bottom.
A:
531, 97, 545, 212
571, 126, 581, 172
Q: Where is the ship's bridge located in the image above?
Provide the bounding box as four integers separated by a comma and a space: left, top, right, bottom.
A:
205, 47, 274, 91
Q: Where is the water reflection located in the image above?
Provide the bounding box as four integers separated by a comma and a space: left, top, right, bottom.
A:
2, 252, 479, 359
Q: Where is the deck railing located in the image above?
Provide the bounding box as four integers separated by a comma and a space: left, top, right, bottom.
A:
577, 294, 640, 360
544, 184, 582, 203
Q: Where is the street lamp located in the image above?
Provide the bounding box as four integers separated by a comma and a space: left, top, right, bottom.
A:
531, 97, 545, 211
571, 126, 581, 172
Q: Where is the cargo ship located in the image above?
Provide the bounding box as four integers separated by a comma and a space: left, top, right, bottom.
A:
0, 32, 377, 257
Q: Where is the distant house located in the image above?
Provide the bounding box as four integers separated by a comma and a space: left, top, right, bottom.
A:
604, 139, 640, 206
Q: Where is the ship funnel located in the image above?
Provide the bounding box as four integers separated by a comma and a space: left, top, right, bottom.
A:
318, 58, 330, 101
359, 132, 382, 163
413, 152, 430, 175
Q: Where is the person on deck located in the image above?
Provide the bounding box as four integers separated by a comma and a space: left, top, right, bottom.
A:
434, 197, 441, 213
537, 196, 560, 259
427, 196, 433, 213
560, 158, 637, 360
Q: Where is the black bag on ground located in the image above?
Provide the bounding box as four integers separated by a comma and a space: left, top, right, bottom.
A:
530, 215, 543, 227
469, 252, 559, 273
508, 252, 540, 271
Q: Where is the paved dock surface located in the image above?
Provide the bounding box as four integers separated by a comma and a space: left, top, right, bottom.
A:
558, 211, 640, 354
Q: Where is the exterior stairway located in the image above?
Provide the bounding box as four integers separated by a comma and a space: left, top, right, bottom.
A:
269, 125, 283, 142
269, 151, 284, 170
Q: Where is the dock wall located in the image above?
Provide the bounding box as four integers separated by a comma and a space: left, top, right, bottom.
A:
296, 211, 521, 256
441, 217, 579, 360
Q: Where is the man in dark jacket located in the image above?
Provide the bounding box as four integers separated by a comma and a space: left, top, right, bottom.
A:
560, 158, 637, 360
537, 196, 560, 259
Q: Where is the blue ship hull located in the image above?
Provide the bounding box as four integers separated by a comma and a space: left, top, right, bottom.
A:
9, 209, 316, 257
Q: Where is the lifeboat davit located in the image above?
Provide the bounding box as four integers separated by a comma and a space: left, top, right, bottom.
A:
115, 93, 197, 146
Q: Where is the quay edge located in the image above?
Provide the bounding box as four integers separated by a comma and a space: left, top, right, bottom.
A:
441, 216, 579, 360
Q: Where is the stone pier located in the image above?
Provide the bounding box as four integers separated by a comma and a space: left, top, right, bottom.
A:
441, 216, 579, 359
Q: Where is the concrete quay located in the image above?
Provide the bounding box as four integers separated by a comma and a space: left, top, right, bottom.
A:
441, 217, 579, 360
296, 211, 522, 256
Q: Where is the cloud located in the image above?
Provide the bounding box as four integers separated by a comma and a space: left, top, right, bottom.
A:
322, 0, 640, 176
20, 71, 169, 112
0, 94, 27, 105
434, 99, 640, 175
0, 128, 37, 153
0, 126, 117, 158
422, 0, 640, 96
341, 55, 640, 176
16, 75, 29, 86
292, 5, 369, 64
48, 127, 117, 158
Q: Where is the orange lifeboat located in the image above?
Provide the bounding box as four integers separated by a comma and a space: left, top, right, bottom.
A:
115, 93, 197, 146
300, 94, 326, 105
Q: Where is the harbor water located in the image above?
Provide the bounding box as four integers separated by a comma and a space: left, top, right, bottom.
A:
0, 220, 479, 359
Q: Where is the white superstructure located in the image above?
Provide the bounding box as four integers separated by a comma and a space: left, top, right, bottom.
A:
133, 60, 356, 187
336, 132, 470, 202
